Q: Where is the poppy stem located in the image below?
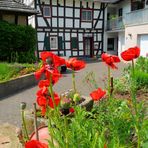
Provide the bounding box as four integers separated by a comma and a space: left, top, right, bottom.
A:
108, 66, 111, 98
33, 103, 39, 141
49, 74, 56, 109
132, 60, 135, 76
131, 60, 140, 148
72, 69, 77, 93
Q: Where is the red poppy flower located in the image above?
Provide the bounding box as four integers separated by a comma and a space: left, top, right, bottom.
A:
121, 46, 140, 61
25, 140, 48, 148
41, 51, 65, 68
90, 88, 106, 101
66, 58, 86, 71
69, 107, 75, 113
101, 53, 120, 69
45, 67, 62, 85
34, 66, 45, 80
48, 93, 60, 108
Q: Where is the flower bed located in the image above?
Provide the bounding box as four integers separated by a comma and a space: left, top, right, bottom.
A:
19, 48, 148, 148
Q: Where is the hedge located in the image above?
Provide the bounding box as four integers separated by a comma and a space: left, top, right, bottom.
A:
0, 20, 37, 63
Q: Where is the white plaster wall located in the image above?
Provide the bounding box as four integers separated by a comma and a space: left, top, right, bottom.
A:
52, 7, 57, 16
125, 24, 148, 49
75, 20, 79, 28
38, 43, 44, 51
79, 43, 83, 50
65, 33, 70, 40
75, 9, 80, 17
59, 18, 64, 27
118, 32, 125, 57
37, 32, 45, 41
52, 18, 57, 27
66, 8, 73, 17
38, 17, 46, 26
66, 19, 73, 27
66, 51, 71, 57
79, 51, 84, 56
81, 23, 92, 28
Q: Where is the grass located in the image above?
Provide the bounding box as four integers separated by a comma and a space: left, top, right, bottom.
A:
0, 62, 38, 83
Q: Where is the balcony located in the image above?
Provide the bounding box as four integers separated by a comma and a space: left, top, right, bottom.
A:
106, 17, 124, 31
125, 8, 148, 26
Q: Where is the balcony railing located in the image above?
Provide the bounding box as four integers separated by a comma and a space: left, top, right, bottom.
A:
125, 8, 148, 26
106, 17, 124, 31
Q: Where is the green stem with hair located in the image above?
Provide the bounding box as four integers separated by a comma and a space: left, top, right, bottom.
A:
108, 66, 111, 98
72, 69, 77, 93
131, 59, 140, 148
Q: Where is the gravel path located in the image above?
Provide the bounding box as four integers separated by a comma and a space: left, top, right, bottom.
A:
0, 61, 128, 127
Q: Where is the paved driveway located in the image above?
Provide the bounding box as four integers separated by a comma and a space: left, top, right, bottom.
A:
0, 61, 128, 127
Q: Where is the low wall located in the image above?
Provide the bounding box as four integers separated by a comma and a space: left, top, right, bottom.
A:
0, 73, 38, 99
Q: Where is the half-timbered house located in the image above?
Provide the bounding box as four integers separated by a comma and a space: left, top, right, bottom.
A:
35, 0, 107, 58
0, 0, 38, 26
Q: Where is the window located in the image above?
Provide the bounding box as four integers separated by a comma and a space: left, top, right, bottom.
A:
131, 0, 145, 11
50, 37, 58, 49
71, 37, 78, 50
43, 6, 51, 17
118, 8, 123, 17
81, 10, 92, 21
107, 38, 114, 51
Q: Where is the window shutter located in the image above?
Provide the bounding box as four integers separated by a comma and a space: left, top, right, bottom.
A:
71, 37, 78, 49
58, 36, 63, 50
44, 36, 50, 50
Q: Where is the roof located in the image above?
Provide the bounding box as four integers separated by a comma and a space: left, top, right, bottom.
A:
0, 0, 38, 15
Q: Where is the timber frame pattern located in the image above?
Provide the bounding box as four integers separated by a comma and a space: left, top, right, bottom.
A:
35, 0, 105, 58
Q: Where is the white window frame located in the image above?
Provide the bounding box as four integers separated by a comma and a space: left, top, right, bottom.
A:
81, 9, 92, 21
50, 36, 58, 49
43, 6, 51, 17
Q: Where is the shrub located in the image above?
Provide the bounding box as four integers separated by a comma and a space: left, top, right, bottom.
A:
0, 20, 37, 63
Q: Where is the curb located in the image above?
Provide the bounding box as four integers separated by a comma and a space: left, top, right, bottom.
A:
0, 73, 38, 99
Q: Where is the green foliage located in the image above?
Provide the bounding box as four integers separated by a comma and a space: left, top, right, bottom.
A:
0, 62, 38, 82
135, 57, 148, 73
46, 96, 148, 148
114, 57, 148, 93
134, 70, 148, 88
0, 20, 37, 63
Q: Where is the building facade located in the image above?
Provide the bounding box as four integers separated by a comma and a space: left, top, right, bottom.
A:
0, 0, 38, 26
35, 0, 106, 58
105, 0, 148, 57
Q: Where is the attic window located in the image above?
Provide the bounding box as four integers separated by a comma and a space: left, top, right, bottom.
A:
131, 0, 145, 11
43, 6, 51, 17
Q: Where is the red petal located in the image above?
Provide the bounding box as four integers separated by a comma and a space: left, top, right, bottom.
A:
66, 58, 86, 71
37, 96, 47, 106
41, 51, 54, 62
48, 93, 60, 108
38, 80, 50, 88
90, 88, 106, 101
25, 140, 48, 148
69, 108, 75, 113
34, 66, 45, 80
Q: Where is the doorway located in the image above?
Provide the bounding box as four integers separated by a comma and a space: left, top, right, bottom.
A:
83, 37, 94, 57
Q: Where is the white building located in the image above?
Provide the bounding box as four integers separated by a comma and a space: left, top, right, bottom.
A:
105, 0, 148, 57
